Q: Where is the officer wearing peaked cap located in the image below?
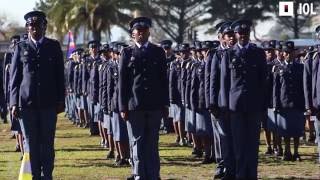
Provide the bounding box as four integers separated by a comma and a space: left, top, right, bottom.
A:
274, 41, 305, 161
119, 17, 169, 180
160, 39, 175, 133
261, 40, 278, 155
220, 19, 267, 179
209, 20, 237, 179
10, 10, 65, 179
169, 44, 187, 146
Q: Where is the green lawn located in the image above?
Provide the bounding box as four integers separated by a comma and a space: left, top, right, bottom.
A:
0, 114, 319, 179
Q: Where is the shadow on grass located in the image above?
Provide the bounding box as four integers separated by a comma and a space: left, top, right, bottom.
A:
56, 147, 104, 152
56, 161, 129, 168
259, 154, 319, 165
266, 177, 320, 180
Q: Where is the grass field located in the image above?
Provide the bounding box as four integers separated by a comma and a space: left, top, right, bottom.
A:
0, 114, 319, 180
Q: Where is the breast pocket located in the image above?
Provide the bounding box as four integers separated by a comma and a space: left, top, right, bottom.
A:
229, 63, 242, 78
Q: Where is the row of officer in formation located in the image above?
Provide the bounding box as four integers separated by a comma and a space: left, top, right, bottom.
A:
62, 18, 320, 180
1, 11, 319, 180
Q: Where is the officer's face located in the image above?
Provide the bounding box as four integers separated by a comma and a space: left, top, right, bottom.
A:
89, 46, 99, 57
275, 50, 284, 60
223, 32, 236, 47
181, 50, 190, 60
132, 27, 150, 44
265, 49, 275, 61
283, 51, 294, 61
196, 51, 203, 60
236, 31, 250, 45
26, 20, 46, 40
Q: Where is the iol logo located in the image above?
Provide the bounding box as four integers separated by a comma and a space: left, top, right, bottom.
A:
279, 1, 317, 17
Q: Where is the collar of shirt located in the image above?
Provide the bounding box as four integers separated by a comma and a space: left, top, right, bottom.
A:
237, 42, 249, 49
30, 36, 44, 45
135, 41, 149, 49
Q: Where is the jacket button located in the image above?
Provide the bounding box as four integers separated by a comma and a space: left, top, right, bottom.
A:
144, 87, 148, 90
38, 83, 40, 86
37, 64, 40, 67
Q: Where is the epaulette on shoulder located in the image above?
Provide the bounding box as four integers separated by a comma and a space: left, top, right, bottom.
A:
186, 61, 192, 69
271, 65, 277, 73
5, 64, 10, 71
312, 52, 318, 60
98, 64, 103, 71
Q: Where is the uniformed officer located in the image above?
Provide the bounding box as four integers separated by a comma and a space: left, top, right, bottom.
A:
274, 41, 305, 161
201, 40, 220, 164
262, 40, 277, 156
103, 42, 118, 158
1, 35, 20, 124
169, 44, 187, 146
84, 41, 100, 135
160, 39, 175, 133
185, 42, 203, 155
10, 11, 65, 179
73, 49, 83, 125
3, 35, 24, 155
119, 17, 169, 180
209, 21, 237, 179
190, 41, 215, 164
98, 44, 112, 149
109, 43, 130, 166
220, 19, 267, 179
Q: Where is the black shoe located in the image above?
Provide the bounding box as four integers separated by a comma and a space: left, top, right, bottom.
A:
10, 134, 15, 139
15, 145, 21, 152
126, 175, 135, 180
83, 124, 89, 129
308, 136, 316, 143
265, 147, 273, 155
106, 151, 114, 159
115, 154, 120, 162
202, 156, 214, 164
292, 153, 302, 161
192, 148, 203, 158
214, 166, 226, 179
282, 151, 292, 161
175, 136, 180, 144
115, 158, 129, 166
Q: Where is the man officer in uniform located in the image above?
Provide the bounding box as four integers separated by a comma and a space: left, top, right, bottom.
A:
10, 11, 65, 179
119, 17, 169, 180
220, 20, 267, 179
